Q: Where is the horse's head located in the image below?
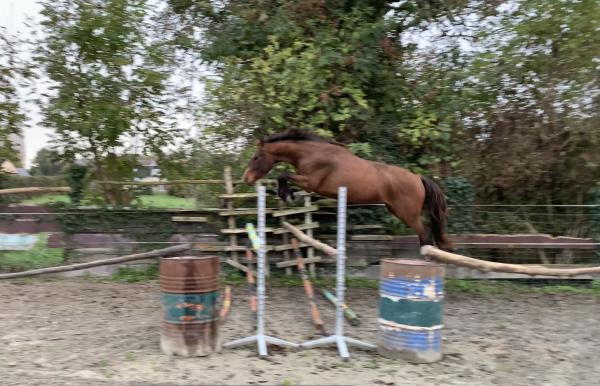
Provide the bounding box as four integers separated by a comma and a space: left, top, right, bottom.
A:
243, 139, 276, 185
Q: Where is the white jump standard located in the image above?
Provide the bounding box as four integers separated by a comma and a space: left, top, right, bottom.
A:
223, 185, 298, 357
299, 186, 376, 359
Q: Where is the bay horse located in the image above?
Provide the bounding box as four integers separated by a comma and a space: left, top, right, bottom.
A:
242, 130, 450, 250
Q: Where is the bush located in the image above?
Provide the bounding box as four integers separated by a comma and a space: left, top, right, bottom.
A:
0, 174, 68, 189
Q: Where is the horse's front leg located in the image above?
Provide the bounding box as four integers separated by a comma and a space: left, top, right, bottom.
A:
277, 173, 310, 201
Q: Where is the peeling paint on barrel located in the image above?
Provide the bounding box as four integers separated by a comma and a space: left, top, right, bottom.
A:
378, 259, 444, 363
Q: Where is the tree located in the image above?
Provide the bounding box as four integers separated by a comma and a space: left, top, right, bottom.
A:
36, 0, 184, 204
30, 148, 66, 176
166, 0, 474, 173
461, 0, 600, 206
0, 28, 30, 165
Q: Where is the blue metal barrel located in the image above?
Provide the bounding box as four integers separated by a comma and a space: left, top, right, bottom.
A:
378, 259, 444, 363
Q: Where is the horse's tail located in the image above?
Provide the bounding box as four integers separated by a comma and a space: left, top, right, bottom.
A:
420, 176, 452, 250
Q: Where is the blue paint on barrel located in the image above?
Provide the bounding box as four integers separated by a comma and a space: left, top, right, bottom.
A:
380, 276, 444, 299
378, 259, 444, 363
379, 327, 442, 351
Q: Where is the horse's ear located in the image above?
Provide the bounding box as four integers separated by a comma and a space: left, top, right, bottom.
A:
256, 139, 264, 147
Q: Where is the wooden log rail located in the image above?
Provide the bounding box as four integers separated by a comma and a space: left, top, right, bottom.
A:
284, 222, 600, 278
0, 187, 71, 195
282, 222, 337, 257
420, 245, 600, 278
0, 244, 191, 279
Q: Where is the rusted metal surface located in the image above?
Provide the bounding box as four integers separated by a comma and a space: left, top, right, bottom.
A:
159, 256, 220, 293
160, 256, 222, 357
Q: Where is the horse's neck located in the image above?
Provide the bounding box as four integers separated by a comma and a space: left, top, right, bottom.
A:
266, 142, 305, 168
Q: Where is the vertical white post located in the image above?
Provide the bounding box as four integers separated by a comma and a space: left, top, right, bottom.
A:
300, 186, 375, 358
256, 185, 267, 354
223, 185, 298, 356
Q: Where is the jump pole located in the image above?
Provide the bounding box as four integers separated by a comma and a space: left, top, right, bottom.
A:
300, 186, 375, 359
223, 185, 298, 357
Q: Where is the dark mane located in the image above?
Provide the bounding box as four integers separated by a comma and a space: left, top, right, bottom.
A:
263, 130, 344, 147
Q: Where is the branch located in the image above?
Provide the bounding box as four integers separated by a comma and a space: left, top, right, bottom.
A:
421, 245, 600, 278
282, 222, 337, 256
0, 244, 191, 279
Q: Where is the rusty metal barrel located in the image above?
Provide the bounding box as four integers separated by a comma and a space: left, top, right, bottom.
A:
378, 259, 444, 363
160, 256, 221, 357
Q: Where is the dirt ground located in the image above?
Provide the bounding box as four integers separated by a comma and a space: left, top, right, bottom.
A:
1, 278, 599, 386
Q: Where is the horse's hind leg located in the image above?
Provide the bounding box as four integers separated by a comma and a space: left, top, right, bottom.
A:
385, 203, 431, 247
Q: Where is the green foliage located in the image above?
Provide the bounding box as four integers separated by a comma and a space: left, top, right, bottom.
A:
112, 264, 158, 283
35, 0, 184, 203
0, 233, 64, 270
444, 177, 475, 234
446, 279, 600, 297
51, 203, 175, 250
30, 148, 67, 176
67, 164, 88, 204
588, 184, 600, 241
19, 194, 71, 205
0, 174, 67, 189
461, 0, 600, 206
0, 29, 31, 166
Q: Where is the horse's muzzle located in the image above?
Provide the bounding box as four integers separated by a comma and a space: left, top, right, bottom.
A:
242, 169, 255, 185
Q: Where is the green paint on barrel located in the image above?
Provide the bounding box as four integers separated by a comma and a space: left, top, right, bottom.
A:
162, 291, 220, 324
379, 297, 443, 327
378, 259, 445, 363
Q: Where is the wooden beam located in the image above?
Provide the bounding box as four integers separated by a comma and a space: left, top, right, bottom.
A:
218, 193, 262, 199
272, 222, 320, 235
171, 216, 208, 222
0, 187, 71, 195
273, 242, 309, 252
219, 209, 274, 216
282, 222, 337, 257
220, 227, 274, 234
225, 259, 255, 275
421, 245, 600, 278
272, 205, 318, 217
0, 244, 191, 280
349, 235, 394, 241
193, 244, 274, 252
276, 256, 323, 268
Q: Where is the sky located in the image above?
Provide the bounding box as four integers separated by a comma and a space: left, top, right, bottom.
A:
1, 0, 50, 168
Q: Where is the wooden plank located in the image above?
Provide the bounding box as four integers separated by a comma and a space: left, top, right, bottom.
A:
272, 222, 320, 234
276, 256, 324, 268
0, 187, 71, 195
273, 242, 309, 252
224, 166, 239, 263
221, 227, 274, 234
219, 209, 274, 216
348, 225, 385, 231
225, 259, 255, 275
272, 205, 318, 217
193, 244, 275, 252
171, 216, 208, 223
218, 193, 262, 199
350, 235, 394, 241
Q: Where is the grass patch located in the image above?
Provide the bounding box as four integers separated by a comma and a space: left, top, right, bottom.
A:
20, 194, 71, 205
112, 264, 159, 283
136, 194, 196, 209
17, 193, 196, 209
445, 278, 600, 296
0, 233, 64, 270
